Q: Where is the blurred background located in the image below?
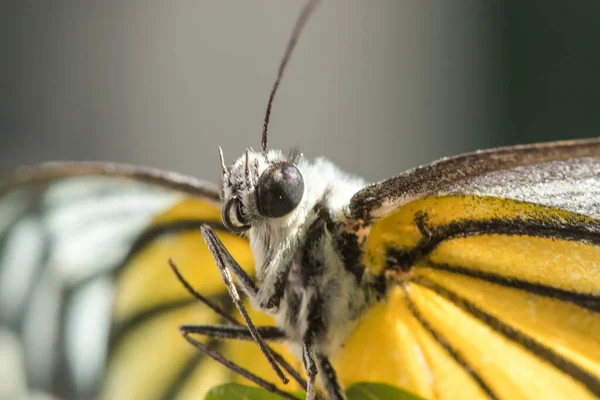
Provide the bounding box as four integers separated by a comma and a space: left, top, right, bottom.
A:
2, 1, 598, 184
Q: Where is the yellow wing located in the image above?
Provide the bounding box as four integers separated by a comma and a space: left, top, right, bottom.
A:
0, 163, 299, 400
334, 153, 600, 400
105, 197, 300, 399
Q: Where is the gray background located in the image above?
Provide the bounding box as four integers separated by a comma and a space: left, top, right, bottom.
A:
1, 1, 599, 184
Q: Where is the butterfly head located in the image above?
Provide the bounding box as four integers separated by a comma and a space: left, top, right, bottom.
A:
218, 148, 305, 233
217, 0, 317, 235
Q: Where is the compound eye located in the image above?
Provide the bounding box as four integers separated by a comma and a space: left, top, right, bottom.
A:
256, 162, 304, 218
222, 197, 250, 232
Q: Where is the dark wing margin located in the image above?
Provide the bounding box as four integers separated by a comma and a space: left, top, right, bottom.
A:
1, 161, 220, 202
349, 137, 600, 222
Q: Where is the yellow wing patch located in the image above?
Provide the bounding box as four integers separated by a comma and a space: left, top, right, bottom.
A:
431, 235, 600, 295
409, 310, 489, 400
104, 304, 218, 399
113, 198, 253, 321
105, 197, 299, 399
415, 267, 600, 377
408, 283, 596, 400
355, 194, 600, 399
365, 195, 599, 275
330, 286, 434, 397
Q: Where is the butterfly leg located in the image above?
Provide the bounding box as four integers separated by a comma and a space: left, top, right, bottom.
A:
180, 324, 300, 380
201, 225, 259, 297
169, 256, 307, 388
200, 224, 289, 384
301, 337, 345, 400
203, 223, 295, 313
179, 324, 300, 400
302, 335, 318, 400
318, 355, 345, 400
303, 298, 346, 400
181, 324, 285, 341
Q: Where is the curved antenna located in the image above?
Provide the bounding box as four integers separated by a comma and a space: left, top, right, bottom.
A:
218, 146, 228, 177
261, 0, 319, 153
244, 149, 250, 186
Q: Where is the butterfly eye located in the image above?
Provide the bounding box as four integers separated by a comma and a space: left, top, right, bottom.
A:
256, 162, 304, 218
222, 197, 250, 232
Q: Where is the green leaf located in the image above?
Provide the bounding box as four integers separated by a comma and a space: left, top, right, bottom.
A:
204, 383, 302, 400
345, 382, 424, 400
205, 382, 423, 400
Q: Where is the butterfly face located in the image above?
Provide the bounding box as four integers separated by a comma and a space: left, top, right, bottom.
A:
220, 149, 305, 233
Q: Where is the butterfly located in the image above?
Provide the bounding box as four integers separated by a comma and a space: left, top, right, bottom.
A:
1, 1, 599, 399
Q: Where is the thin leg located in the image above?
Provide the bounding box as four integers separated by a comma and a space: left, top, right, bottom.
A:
169, 257, 308, 388
302, 335, 318, 400
168, 258, 238, 324
203, 222, 296, 313
201, 225, 258, 295
201, 224, 288, 383
181, 329, 298, 400
318, 355, 346, 400
181, 324, 323, 399
204, 225, 293, 314
180, 324, 285, 341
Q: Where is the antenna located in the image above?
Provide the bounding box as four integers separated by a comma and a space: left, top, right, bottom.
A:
218, 146, 227, 176
260, 0, 319, 153
244, 149, 250, 185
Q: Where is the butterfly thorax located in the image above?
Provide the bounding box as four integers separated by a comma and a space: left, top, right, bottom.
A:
221, 149, 374, 356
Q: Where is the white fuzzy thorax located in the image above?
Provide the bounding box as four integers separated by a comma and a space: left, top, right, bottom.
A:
221, 148, 369, 355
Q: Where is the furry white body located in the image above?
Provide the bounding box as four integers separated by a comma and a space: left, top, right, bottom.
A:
222, 149, 370, 358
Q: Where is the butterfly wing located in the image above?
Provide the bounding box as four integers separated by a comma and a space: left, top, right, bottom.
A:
337, 139, 600, 399
0, 162, 296, 399
350, 137, 600, 221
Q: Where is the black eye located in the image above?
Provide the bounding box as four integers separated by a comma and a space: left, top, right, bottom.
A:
222, 197, 250, 232
256, 162, 304, 218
